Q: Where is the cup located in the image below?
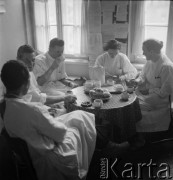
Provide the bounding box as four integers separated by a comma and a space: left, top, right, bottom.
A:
84, 80, 94, 92
94, 80, 101, 88
93, 99, 103, 108
121, 91, 129, 101
107, 79, 114, 86
127, 86, 134, 93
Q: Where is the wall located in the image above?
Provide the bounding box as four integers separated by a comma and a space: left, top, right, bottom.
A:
65, 59, 89, 79
0, 0, 26, 70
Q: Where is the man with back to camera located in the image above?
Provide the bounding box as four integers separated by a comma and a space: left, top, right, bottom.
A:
33, 38, 78, 95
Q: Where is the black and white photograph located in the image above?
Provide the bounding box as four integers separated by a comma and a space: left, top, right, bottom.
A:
0, 0, 173, 180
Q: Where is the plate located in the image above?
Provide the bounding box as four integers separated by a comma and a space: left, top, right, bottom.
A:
111, 90, 123, 94
90, 94, 112, 102
81, 101, 92, 107
120, 94, 131, 102
120, 98, 129, 102
84, 89, 90, 94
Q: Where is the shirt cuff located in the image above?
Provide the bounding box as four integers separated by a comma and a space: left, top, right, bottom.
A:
40, 93, 47, 104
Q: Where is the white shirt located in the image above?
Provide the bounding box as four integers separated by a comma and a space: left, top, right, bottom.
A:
139, 54, 173, 99
4, 98, 96, 180
23, 72, 47, 104
33, 52, 69, 94
95, 52, 138, 78
136, 54, 173, 132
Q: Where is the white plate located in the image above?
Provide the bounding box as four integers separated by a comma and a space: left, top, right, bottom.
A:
90, 94, 112, 102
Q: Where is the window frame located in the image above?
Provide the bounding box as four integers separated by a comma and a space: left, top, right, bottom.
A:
33, 0, 88, 60
131, 0, 171, 64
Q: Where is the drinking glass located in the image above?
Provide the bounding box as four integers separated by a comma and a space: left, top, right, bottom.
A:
84, 80, 94, 92
94, 80, 101, 88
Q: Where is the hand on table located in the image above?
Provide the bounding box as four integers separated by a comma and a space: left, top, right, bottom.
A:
64, 94, 77, 104
69, 82, 78, 88
139, 89, 149, 95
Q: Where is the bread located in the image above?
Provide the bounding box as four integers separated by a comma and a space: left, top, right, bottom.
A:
114, 84, 124, 92
90, 88, 111, 99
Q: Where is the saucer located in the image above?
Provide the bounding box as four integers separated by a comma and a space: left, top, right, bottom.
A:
120, 98, 129, 102
81, 101, 92, 107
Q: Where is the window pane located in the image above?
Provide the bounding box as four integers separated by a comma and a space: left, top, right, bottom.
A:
144, 0, 170, 54
49, 25, 58, 40
62, 0, 81, 25
61, 0, 82, 55
62, 0, 73, 25
63, 26, 81, 54
47, 0, 57, 25
36, 27, 47, 52
34, 1, 46, 26
34, 1, 47, 52
145, 26, 167, 52
145, 1, 170, 25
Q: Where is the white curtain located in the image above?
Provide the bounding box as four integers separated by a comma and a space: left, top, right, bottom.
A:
166, 1, 173, 61
34, 0, 47, 52
80, 0, 89, 56
61, 0, 82, 55
81, 0, 102, 64
128, 1, 145, 63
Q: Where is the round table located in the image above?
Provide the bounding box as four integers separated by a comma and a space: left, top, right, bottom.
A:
66, 86, 142, 142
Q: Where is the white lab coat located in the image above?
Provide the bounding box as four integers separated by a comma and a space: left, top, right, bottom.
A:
4, 98, 96, 180
136, 54, 173, 132
95, 52, 138, 78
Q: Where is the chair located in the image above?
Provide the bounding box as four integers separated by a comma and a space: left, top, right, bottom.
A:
144, 95, 173, 144
0, 100, 38, 180
0, 128, 38, 180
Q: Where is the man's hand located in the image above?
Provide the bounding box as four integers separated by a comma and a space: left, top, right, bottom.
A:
139, 89, 149, 95
69, 82, 78, 88
51, 55, 65, 71
64, 94, 77, 104
133, 78, 143, 86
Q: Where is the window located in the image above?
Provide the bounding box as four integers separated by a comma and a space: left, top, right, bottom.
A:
34, 0, 82, 56
144, 1, 170, 52
129, 0, 172, 64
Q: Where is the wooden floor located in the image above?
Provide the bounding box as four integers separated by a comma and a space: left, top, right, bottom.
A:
86, 133, 173, 180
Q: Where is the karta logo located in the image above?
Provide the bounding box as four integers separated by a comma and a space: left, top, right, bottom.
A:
99, 158, 172, 179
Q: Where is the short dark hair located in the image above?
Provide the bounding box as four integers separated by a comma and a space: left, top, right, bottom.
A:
143, 39, 163, 54
103, 39, 121, 51
17, 45, 35, 60
1, 60, 30, 91
49, 38, 64, 49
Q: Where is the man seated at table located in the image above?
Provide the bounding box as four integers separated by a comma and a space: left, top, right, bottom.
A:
0, 60, 129, 180
33, 38, 78, 95
17, 44, 76, 108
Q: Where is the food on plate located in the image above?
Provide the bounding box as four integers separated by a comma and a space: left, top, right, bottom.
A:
121, 91, 129, 101
103, 91, 111, 98
114, 84, 124, 92
81, 101, 92, 107
89, 88, 111, 99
